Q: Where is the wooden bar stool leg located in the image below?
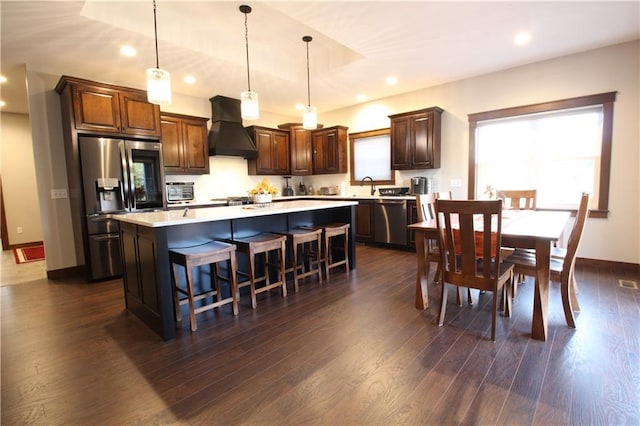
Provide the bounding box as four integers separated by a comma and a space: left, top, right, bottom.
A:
184, 264, 198, 332
324, 231, 331, 279
172, 263, 182, 322
343, 227, 350, 275
248, 251, 257, 309
292, 239, 300, 292
279, 241, 288, 297
229, 256, 239, 315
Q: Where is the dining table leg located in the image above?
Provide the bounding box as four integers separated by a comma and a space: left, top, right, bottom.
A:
531, 240, 551, 341
415, 232, 430, 310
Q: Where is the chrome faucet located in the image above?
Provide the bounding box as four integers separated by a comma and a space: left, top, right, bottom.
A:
360, 176, 376, 196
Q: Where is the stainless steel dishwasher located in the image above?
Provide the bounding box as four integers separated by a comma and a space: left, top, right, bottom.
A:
373, 199, 408, 245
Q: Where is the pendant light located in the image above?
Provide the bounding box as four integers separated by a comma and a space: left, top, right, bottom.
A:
302, 35, 317, 129
240, 4, 259, 120
146, 0, 171, 105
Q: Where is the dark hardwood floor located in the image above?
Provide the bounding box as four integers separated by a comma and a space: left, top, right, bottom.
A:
2, 245, 639, 425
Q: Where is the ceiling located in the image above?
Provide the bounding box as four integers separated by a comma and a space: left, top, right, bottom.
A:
1, 1, 639, 117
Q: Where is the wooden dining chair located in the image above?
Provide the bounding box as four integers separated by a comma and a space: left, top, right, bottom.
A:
496, 189, 537, 210
505, 192, 590, 328
416, 192, 452, 286
435, 199, 514, 341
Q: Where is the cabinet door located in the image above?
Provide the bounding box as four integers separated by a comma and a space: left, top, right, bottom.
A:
119, 90, 162, 137
71, 84, 121, 133
182, 118, 209, 174
356, 200, 374, 242
311, 131, 327, 173
160, 116, 184, 172
249, 127, 290, 175
390, 116, 412, 170
311, 127, 347, 174
290, 126, 313, 175
411, 114, 434, 168
272, 131, 290, 174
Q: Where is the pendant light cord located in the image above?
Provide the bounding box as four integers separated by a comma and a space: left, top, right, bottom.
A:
152, 0, 160, 69
304, 36, 312, 107
243, 8, 252, 92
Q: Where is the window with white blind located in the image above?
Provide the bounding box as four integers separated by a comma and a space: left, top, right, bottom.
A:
468, 92, 616, 217
349, 128, 394, 185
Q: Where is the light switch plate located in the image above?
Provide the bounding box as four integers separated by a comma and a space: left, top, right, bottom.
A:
51, 189, 68, 199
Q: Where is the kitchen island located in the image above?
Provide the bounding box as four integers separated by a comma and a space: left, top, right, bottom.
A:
115, 199, 357, 340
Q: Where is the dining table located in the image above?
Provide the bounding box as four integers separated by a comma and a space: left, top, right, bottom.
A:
408, 209, 571, 341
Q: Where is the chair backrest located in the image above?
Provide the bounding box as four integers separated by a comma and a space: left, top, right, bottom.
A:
496, 189, 537, 210
435, 199, 503, 292
563, 192, 590, 272
416, 193, 438, 222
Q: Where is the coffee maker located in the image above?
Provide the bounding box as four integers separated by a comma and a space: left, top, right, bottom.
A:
410, 176, 428, 194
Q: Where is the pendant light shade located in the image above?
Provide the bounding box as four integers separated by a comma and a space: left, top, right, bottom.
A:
302, 35, 317, 130
240, 5, 259, 120
146, 0, 171, 105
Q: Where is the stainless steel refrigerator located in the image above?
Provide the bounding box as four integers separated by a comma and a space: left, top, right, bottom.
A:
78, 136, 165, 280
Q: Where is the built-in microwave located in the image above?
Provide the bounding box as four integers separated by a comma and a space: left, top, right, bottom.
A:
166, 182, 194, 204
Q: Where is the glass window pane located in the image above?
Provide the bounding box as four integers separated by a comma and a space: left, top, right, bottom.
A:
475, 106, 602, 209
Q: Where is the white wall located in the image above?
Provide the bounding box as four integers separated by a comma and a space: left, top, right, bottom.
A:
321, 40, 640, 264
0, 112, 44, 246
23, 40, 640, 269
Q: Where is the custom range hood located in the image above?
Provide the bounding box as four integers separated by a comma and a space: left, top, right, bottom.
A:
208, 95, 258, 159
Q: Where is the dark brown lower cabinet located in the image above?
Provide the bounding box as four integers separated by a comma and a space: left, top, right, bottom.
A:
356, 200, 374, 242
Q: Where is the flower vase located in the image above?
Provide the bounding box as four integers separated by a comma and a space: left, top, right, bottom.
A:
253, 194, 272, 204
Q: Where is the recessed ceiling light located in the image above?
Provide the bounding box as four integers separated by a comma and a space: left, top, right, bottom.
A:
120, 45, 137, 57
386, 76, 398, 86
357, 94, 367, 102
0, 75, 7, 84
295, 103, 305, 111
514, 32, 532, 46
0, 100, 6, 107
184, 75, 196, 84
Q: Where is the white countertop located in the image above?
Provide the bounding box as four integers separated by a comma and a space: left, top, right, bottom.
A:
115, 199, 358, 228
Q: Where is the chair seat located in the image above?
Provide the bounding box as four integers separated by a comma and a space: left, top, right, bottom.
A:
278, 227, 323, 291
169, 241, 238, 332
513, 247, 567, 259
226, 233, 287, 309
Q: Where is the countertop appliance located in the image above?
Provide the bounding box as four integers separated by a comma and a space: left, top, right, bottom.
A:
78, 136, 165, 281
166, 182, 195, 204
282, 176, 294, 196
374, 198, 408, 245
411, 177, 428, 195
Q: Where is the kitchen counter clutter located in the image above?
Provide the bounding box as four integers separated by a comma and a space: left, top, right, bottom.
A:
114, 199, 357, 340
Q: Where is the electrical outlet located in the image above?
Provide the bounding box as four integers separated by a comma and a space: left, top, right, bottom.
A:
17, 226, 23, 234
51, 189, 68, 199
450, 179, 462, 188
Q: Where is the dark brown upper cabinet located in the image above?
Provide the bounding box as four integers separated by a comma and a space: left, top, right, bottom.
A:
56, 76, 161, 138
246, 126, 291, 175
161, 113, 209, 175
389, 107, 443, 170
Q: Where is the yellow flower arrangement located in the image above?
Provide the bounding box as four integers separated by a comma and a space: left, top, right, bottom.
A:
248, 177, 278, 196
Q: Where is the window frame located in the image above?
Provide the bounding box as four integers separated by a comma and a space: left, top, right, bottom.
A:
349, 128, 395, 186
468, 92, 616, 218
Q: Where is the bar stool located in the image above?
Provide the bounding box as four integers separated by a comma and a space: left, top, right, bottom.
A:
302, 223, 351, 279
228, 233, 287, 309
322, 223, 350, 279
169, 241, 238, 332
280, 227, 323, 292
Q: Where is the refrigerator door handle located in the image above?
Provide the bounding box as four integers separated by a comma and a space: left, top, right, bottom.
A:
119, 141, 134, 211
